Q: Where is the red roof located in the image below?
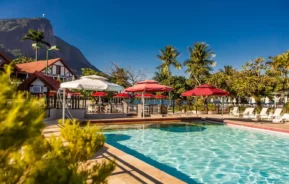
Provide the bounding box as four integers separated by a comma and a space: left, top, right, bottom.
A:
16, 58, 60, 73
17, 71, 60, 91
16, 58, 76, 78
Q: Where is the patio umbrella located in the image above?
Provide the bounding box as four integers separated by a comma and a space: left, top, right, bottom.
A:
69, 92, 82, 96
113, 93, 130, 103
91, 91, 107, 97
124, 80, 173, 118
182, 84, 229, 96
182, 84, 229, 115
155, 94, 166, 104
154, 94, 166, 99
60, 75, 124, 91
113, 93, 130, 98
91, 92, 107, 104
135, 93, 154, 105
135, 93, 154, 98
60, 75, 124, 124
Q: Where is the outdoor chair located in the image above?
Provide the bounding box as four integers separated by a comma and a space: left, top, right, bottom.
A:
267, 108, 282, 120
235, 107, 252, 117
87, 106, 95, 113
230, 107, 239, 116
272, 114, 289, 123
243, 108, 256, 118
247, 107, 268, 120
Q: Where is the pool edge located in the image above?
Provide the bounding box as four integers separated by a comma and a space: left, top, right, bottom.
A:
225, 121, 289, 134
100, 143, 186, 184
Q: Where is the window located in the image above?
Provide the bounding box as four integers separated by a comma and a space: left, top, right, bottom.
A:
31, 86, 42, 93
56, 65, 61, 75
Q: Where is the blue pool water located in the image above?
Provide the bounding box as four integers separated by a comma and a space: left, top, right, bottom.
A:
104, 123, 289, 184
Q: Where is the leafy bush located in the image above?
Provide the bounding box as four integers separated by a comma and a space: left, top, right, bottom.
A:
192, 97, 206, 111
175, 98, 183, 107
0, 65, 115, 183
208, 104, 216, 111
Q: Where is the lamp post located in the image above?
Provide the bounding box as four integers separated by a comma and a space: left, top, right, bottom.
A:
32, 43, 41, 61
46, 45, 60, 74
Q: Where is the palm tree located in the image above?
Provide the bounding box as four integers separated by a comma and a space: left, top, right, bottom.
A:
22, 29, 51, 61
219, 65, 234, 76
153, 69, 168, 84
156, 46, 181, 105
267, 51, 289, 91
184, 42, 215, 86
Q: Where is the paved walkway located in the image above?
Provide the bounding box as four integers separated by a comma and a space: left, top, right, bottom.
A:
42, 119, 185, 184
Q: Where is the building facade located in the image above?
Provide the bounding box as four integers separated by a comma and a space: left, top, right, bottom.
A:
0, 52, 77, 95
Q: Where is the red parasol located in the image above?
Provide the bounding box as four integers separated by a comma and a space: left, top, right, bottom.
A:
135, 93, 154, 98
49, 90, 75, 97
154, 94, 166, 99
124, 80, 173, 118
91, 91, 107, 97
182, 84, 229, 96
69, 92, 82, 96
124, 80, 173, 92
113, 93, 130, 98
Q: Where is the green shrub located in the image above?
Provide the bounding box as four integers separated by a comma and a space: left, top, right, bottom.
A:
0, 65, 115, 183
192, 98, 206, 111
208, 104, 216, 111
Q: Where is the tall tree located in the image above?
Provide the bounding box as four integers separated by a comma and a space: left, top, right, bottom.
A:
125, 66, 147, 85
267, 50, 289, 91
153, 69, 168, 84
11, 55, 34, 64
105, 62, 130, 88
208, 65, 237, 97
184, 42, 216, 86
234, 58, 277, 106
22, 29, 51, 61
81, 68, 108, 78
219, 65, 235, 76
156, 46, 181, 105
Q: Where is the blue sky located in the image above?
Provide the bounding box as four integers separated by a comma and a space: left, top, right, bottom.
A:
1, 0, 289, 78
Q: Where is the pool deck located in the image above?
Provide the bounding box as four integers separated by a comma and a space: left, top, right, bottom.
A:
43, 114, 289, 184
43, 119, 185, 184
82, 114, 289, 134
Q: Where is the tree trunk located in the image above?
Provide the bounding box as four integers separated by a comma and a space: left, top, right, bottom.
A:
35, 47, 38, 61
168, 66, 171, 106
192, 74, 201, 86
254, 96, 262, 108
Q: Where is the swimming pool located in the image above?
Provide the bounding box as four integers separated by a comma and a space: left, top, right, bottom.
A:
104, 122, 289, 183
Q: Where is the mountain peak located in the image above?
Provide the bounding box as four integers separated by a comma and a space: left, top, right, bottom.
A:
0, 17, 100, 74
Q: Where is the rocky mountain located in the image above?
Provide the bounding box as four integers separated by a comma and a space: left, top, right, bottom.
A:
0, 18, 100, 74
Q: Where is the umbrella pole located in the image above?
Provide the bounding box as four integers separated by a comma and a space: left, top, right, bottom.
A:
62, 88, 65, 125
221, 96, 224, 118
142, 91, 145, 118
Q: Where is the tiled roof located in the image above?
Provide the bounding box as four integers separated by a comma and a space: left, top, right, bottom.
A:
16, 58, 60, 73
18, 71, 60, 91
